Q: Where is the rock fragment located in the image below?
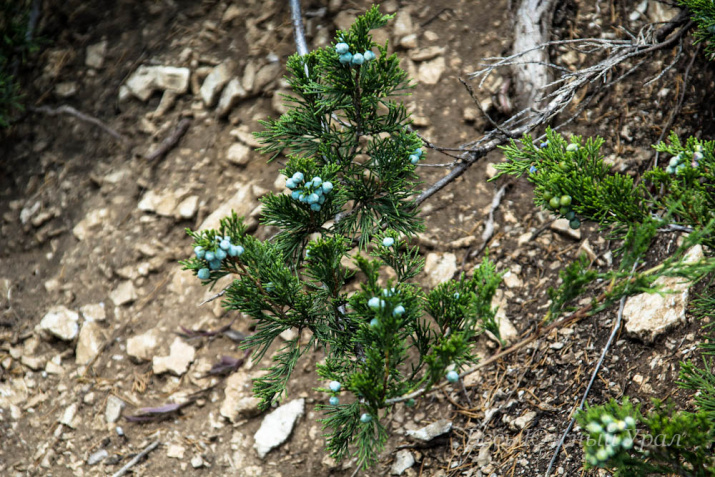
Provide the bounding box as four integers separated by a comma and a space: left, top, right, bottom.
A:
221, 371, 262, 421
87, 449, 109, 465
110, 281, 138, 306
127, 330, 159, 362
550, 218, 581, 240
418, 57, 446, 85
85, 40, 108, 69
200, 61, 234, 107
226, 143, 251, 166
124, 65, 190, 101
424, 253, 457, 287
406, 419, 452, 442
175, 195, 199, 220
152, 337, 196, 375
253, 398, 305, 458
217, 78, 247, 117
80, 303, 106, 322
36, 306, 80, 341
391, 450, 415, 475
75, 321, 106, 365
105, 395, 126, 424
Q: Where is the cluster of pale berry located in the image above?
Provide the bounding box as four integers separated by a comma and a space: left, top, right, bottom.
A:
408, 147, 423, 165
325, 380, 373, 423
666, 144, 704, 175
286, 171, 333, 212
194, 236, 244, 280
584, 414, 636, 466
335, 42, 375, 66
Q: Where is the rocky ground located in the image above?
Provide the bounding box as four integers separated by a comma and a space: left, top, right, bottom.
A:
1, 0, 714, 476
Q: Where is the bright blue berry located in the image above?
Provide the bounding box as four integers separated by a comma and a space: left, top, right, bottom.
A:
694, 152, 704, 161
363, 51, 375, 61
409, 154, 419, 164
369, 318, 379, 328
329, 396, 339, 406
286, 178, 296, 189
669, 157, 680, 167
322, 181, 333, 193
382, 237, 394, 247
209, 259, 222, 270
308, 193, 319, 204
393, 305, 405, 316
339, 52, 353, 65
529, 165, 537, 174
446, 370, 459, 383
329, 381, 341, 392
367, 297, 382, 310
197, 268, 210, 280
292, 172, 304, 183
540, 141, 549, 148
360, 413, 372, 423
414, 148, 422, 157
220, 239, 231, 250
454, 292, 460, 299
318, 195, 325, 205
312, 177, 322, 187
335, 42, 349, 55
291, 191, 300, 200
351, 53, 364, 65
233, 245, 244, 257
310, 203, 321, 212
194, 246, 205, 259
205, 251, 216, 262
215, 249, 227, 260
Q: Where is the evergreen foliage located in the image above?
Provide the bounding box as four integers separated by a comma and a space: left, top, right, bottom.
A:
182, 7, 503, 468
0, 0, 37, 127
678, 0, 715, 60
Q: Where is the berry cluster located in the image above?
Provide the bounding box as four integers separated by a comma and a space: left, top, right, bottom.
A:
666, 145, 704, 175
584, 414, 636, 466
409, 147, 423, 165
286, 171, 333, 212
325, 379, 372, 422
194, 236, 244, 279
335, 42, 376, 66
543, 191, 580, 229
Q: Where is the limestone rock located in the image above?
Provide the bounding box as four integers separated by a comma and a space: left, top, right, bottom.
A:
138, 189, 180, 217
624, 245, 704, 343
124, 65, 190, 101
409, 46, 446, 62
200, 61, 234, 107
406, 419, 452, 442
85, 40, 108, 69
492, 289, 518, 345
418, 56, 446, 85
175, 195, 199, 220
221, 370, 263, 421
253, 62, 281, 92
200, 185, 258, 231
55, 82, 78, 98
110, 281, 138, 306
509, 411, 537, 430
36, 306, 80, 341
550, 218, 581, 240
105, 395, 126, 423
75, 321, 106, 365
80, 303, 106, 322
217, 78, 247, 117
153, 337, 196, 376
127, 330, 159, 362
253, 398, 305, 458
424, 252, 457, 287
393, 10, 413, 37
391, 450, 415, 475
226, 143, 251, 166
222, 5, 242, 23
59, 403, 79, 428
73, 208, 112, 241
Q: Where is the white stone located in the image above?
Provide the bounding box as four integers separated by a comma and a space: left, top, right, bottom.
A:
200, 61, 234, 107
393, 10, 413, 37
59, 403, 78, 428
110, 281, 138, 306
391, 450, 415, 475
167, 444, 186, 459
80, 303, 106, 322
36, 306, 79, 341
55, 81, 78, 97
510, 411, 537, 430
138, 189, 179, 217
191, 455, 204, 468
242, 61, 256, 93
75, 321, 105, 365
124, 65, 190, 101
253, 62, 281, 92
87, 449, 109, 466
253, 398, 305, 458
424, 252, 457, 287
127, 330, 159, 362
200, 185, 257, 231
152, 337, 196, 375
491, 289, 518, 345
20, 201, 41, 225
502, 270, 523, 289
221, 371, 263, 421
550, 218, 581, 240
226, 143, 251, 166
222, 5, 242, 23
624, 245, 704, 343
105, 395, 126, 423
85, 40, 107, 69
418, 57, 446, 85
405, 419, 452, 441
217, 77, 247, 117
72, 208, 111, 241
175, 195, 199, 220
399, 34, 418, 49
409, 46, 445, 62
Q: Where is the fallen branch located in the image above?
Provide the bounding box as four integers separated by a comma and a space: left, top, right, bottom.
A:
31, 105, 125, 143
111, 440, 160, 477
145, 118, 191, 161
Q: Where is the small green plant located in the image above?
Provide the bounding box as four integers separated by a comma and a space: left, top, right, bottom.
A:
577, 398, 715, 476
678, 0, 715, 60
182, 7, 502, 468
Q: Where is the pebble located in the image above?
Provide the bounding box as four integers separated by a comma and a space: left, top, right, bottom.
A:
391, 449, 415, 475
550, 218, 581, 240
109, 280, 138, 306
393, 10, 413, 38
87, 449, 109, 465
75, 321, 106, 365
80, 303, 106, 322
72, 208, 111, 241
253, 62, 281, 93
105, 395, 126, 423
59, 403, 78, 428
138, 189, 181, 217
509, 411, 537, 431
406, 419, 452, 442
167, 444, 186, 459
200, 61, 234, 107
36, 306, 80, 341
124, 65, 190, 101
85, 40, 108, 69
191, 455, 204, 468
400, 34, 418, 49
226, 143, 251, 166
221, 370, 263, 421
216, 77, 247, 117
253, 398, 305, 458
152, 337, 196, 375
423, 252, 457, 287
55, 81, 78, 98
418, 57, 446, 85
175, 195, 199, 220
409, 46, 446, 62
127, 330, 159, 362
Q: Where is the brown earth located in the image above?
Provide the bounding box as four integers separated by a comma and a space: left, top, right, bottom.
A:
1, 0, 714, 476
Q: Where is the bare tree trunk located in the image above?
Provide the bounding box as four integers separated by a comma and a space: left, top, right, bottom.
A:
511, 0, 558, 109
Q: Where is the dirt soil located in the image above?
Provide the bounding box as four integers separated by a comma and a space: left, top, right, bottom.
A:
1, 0, 714, 476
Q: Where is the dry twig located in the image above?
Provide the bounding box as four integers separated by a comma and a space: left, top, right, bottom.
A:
31, 105, 125, 143
111, 440, 160, 477
145, 118, 191, 161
